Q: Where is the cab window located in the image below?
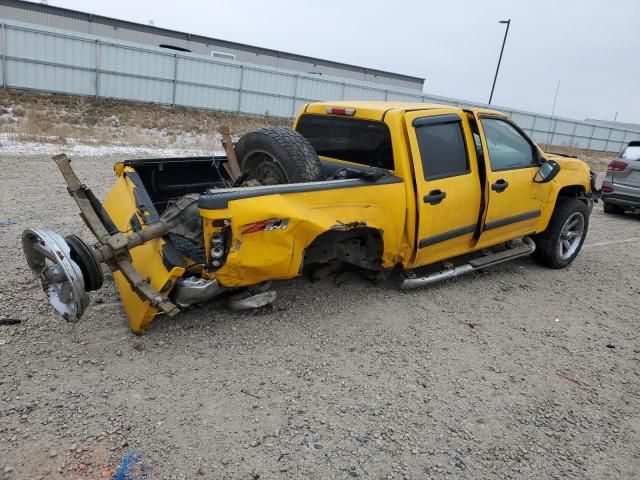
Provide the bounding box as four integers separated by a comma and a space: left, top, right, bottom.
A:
481, 118, 536, 170
296, 114, 394, 170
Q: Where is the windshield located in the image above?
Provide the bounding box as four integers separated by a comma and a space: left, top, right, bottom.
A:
620, 145, 640, 160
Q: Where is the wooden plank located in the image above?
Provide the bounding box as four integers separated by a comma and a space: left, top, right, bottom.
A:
218, 126, 242, 181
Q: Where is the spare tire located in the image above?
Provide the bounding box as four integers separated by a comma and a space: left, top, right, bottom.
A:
234, 126, 323, 184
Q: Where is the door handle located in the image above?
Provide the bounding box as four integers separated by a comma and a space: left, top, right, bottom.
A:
491, 179, 509, 192
424, 189, 446, 205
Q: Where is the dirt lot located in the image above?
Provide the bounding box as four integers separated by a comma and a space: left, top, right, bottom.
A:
1, 153, 639, 480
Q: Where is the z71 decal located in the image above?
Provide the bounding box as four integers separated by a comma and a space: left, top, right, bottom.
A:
241, 218, 290, 234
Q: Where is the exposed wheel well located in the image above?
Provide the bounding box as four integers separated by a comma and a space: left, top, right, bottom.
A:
557, 185, 585, 198
302, 226, 384, 271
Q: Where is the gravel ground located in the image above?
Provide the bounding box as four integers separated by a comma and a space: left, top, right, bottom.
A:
1, 154, 639, 480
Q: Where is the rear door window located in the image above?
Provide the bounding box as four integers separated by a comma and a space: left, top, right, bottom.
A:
414, 117, 469, 180
296, 114, 394, 169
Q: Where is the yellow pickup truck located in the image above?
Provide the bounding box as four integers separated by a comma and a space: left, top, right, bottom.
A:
23, 101, 598, 333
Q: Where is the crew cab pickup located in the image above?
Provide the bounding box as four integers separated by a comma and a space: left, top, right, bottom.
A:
23, 101, 598, 333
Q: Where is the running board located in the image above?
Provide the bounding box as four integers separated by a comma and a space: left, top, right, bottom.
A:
400, 237, 535, 290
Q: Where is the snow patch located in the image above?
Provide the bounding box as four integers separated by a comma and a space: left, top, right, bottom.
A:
0, 133, 223, 158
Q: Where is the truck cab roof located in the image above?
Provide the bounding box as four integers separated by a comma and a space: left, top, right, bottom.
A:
303, 101, 509, 121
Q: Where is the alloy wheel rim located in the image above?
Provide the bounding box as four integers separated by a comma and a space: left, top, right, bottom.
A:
558, 212, 585, 261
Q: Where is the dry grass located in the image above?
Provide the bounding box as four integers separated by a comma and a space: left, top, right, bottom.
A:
544, 144, 614, 172
0, 89, 289, 150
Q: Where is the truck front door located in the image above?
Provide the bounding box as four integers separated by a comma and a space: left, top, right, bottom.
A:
404, 109, 483, 267
473, 113, 552, 248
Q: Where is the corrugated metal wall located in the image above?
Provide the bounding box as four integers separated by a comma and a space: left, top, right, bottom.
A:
1, 19, 638, 152
0, 1, 424, 91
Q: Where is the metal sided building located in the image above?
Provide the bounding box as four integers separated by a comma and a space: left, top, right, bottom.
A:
0, 0, 425, 91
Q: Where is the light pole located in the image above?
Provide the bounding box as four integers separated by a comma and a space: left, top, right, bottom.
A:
488, 19, 511, 105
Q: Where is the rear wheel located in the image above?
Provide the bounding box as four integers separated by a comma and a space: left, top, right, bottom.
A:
532, 197, 589, 269
235, 126, 323, 184
603, 201, 625, 215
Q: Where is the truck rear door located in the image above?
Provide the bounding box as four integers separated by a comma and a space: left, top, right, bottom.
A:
472, 112, 552, 248
403, 109, 482, 267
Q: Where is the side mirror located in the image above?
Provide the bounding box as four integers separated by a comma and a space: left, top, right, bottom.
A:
534, 160, 560, 183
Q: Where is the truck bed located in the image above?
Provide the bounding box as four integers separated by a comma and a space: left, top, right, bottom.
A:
123, 156, 401, 215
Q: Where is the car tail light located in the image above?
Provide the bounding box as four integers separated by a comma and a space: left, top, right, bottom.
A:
209, 224, 230, 270
326, 107, 355, 116
602, 186, 614, 193
607, 160, 628, 171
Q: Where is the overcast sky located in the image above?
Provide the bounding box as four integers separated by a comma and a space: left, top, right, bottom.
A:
50, 0, 640, 124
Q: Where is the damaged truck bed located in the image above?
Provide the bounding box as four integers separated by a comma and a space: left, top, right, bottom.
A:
23, 101, 598, 333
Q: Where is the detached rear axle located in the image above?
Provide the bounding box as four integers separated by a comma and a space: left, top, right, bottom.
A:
22, 154, 199, 321
22, 152, 276, 328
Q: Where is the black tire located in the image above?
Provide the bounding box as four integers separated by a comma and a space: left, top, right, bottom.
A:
234, 126, 323, 184
65, 234, 104, 291
603, 201, 625, 215
532, 197, 589, 269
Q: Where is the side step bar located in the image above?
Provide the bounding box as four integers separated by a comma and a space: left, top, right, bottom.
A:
400, 237, 535, 290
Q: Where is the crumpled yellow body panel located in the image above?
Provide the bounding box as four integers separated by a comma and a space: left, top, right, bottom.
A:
103, 167, 185, 334
200, 181, 407, 288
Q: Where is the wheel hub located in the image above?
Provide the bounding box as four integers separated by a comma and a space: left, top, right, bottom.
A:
250, 152, 288, 185
22, 229, 90, 322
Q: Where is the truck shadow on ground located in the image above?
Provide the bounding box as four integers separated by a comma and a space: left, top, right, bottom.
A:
146, 256, 539, 336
